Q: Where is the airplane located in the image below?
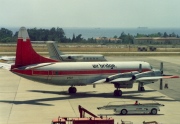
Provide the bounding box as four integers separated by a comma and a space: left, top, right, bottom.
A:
46, 41, 106, 62
0, 42, 106, 63
1, 27, 178, 97
0, 56, 15, 62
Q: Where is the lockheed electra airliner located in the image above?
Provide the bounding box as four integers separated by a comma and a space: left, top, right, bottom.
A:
6, 27, 179, 97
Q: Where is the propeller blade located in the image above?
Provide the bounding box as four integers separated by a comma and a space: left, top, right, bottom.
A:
160, 62, 163, 74
160, 78, 163, 90
139, 64, 142, 73
160, 62, 163, 90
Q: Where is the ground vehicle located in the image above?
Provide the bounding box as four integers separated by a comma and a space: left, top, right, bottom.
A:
52, 105, 114, 124
97, 101, 164, 115
137, 46, 156, 51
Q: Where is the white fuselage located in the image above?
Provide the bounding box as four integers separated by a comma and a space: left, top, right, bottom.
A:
11, 61, 152, 86
60, 54, 106, 62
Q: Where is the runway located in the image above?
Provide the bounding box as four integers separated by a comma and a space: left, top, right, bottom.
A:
0, 56, 180, 124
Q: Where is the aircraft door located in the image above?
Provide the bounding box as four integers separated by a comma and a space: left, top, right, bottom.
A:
47, 70, 52, 82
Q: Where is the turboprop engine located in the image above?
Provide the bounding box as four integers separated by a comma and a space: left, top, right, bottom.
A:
105, 71, 140, 89
133, 70, 162, 80
106, 71, 139, 82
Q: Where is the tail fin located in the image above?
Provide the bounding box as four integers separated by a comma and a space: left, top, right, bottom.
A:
11, 27, 57, 69
46, 41, 63, 61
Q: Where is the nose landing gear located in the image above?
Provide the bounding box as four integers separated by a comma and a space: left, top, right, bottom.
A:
113, 83, 122, 97
138, 82, 145, 91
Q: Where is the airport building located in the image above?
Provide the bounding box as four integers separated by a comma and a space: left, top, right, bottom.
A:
95, 37, 122, 43
134, 37, 180, 44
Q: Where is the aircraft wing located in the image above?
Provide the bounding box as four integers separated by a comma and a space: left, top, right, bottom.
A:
92, 77, 133, 84
92, 73, 179, 85
92, 71, 136, 84
136, 75, 179, 82
93, 79, 106, 84
109, 77, 132, 83
109, 75, 179, 83
0, 62, 12, 70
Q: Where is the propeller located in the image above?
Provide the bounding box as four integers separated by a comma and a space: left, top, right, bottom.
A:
160, 62, 163, 90
139, 64, 142, 73
138, 64, 142, 91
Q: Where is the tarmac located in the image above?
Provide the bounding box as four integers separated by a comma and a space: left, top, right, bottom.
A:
0, 56, 180, 124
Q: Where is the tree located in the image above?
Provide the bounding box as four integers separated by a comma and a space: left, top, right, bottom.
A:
119, 32, 134, 44
72, 34, 76, 42
76, 34, 83, 42
87, 38, 96, 43
163, 32, 168, 37
170, 32, 176, 37
114, 35, 118, 38
0, 28, 13, 42
157, 32, 162, 37
1, 37, 11, 43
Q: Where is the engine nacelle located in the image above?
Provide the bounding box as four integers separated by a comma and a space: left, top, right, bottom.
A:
106, 71, 139, 82
114, 81, 134, 88
134, 70, 161, 79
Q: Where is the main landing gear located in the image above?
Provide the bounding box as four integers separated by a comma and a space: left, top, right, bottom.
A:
114, 89, 122, 97
114, 84, 122, 97
138, 82, 145, 91
68, 86, 77, 94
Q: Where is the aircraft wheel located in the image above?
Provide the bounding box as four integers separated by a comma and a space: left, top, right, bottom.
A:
72, 87, 77, 93
121, 109, 128, 115
68, 87, 77, 94
151, 108, 157, 115
68, 87, 72, 93
113, 90, 122, 97
141, 87, 145, 91
113, 90, 118, 96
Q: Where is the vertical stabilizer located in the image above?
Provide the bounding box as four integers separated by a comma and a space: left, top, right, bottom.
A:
46, 41, 63, 61
11, 27, 57, 69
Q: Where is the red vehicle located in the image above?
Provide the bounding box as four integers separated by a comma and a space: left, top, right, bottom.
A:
52, 105, 114, 124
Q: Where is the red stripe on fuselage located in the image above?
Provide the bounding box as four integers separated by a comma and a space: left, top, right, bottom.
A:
11, 69, 151, 76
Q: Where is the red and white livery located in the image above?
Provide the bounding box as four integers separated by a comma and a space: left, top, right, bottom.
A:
7, 27, 178, 96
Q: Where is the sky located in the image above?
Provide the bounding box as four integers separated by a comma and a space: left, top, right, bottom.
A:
0, 0, 180, 28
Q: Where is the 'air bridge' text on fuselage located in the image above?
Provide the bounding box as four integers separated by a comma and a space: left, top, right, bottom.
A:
92, 64, 116, 69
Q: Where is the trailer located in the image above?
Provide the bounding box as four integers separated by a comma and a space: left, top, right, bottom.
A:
52, 105, 114, 124
97, 101, 164, 115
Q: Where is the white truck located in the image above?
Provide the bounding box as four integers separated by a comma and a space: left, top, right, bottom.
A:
97, 101, 164, 115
